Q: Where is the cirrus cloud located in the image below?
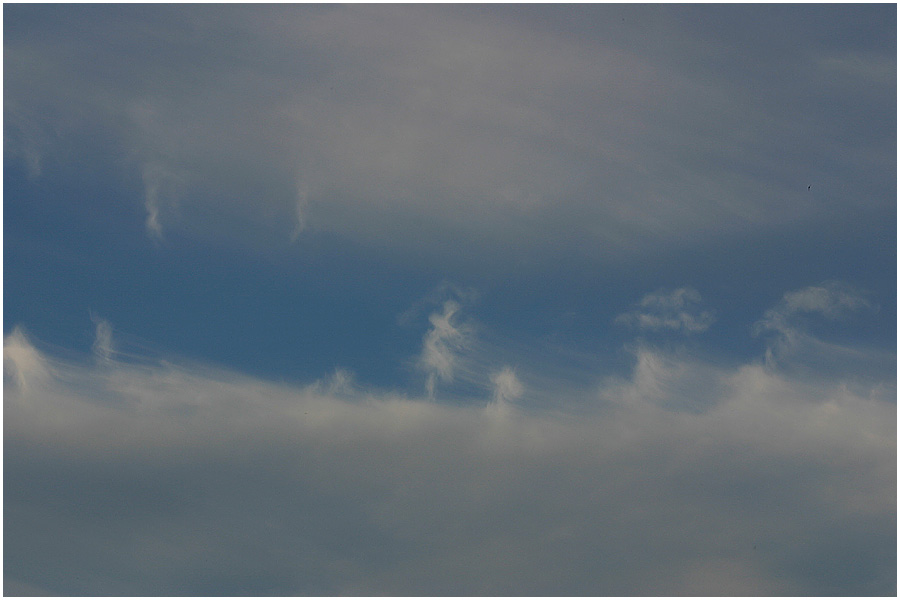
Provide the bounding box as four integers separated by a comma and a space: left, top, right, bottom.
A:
615, 286, 715, 334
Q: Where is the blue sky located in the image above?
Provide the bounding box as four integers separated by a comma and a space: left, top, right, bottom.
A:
4, 4, 897, 595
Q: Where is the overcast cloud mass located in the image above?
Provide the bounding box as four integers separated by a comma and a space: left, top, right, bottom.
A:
4, 4, 896, 596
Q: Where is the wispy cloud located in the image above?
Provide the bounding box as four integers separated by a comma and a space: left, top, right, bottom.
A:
315, 367, 358, 397
418, 300, 471, 398
397, 281, 480, 328
601, 347, 729, 415
140, 162, 182, 240
488, 366, 524, 414
615, 287, 715, 334
755, 280, 874, 333
752, 281, 881, 373
3, 327, 52, 392
90, 314, 115, 364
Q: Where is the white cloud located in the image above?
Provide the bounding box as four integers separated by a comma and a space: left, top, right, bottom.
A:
488, 366, 524, 414
3, 326, 893, 595
315, 367, 357, 397
418, 300, 471, 398
3, 327, 51, 392
601, 347, 728, 415
616, 286, 715, 334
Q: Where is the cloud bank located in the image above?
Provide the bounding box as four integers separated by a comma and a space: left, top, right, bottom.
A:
4, 282, 895, 595
4, 5, 894, 265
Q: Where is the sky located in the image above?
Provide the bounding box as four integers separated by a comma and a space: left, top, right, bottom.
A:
3, 3, 897, 596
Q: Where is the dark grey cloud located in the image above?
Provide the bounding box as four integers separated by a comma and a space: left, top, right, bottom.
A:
5, 4, 894, 266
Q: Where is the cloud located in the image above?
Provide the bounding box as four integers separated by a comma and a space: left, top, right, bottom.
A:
139, 161, 184, 240
601, 347, 729, 415
396, 280, 480, 327
418, 300, 471, 398
755, 280, 874, 333
4, 110, 44, 179
752, 281, 883, 374
90, 314, 115, 363
3, 324, 894, 595
315, 367, 357, 397
3, 5, 895, 594
615, 286, 715, 334
407, 284, 521, 403
3, 327, 51, 392
143, 181, 163, 239
488, 366, 524, 414
4, 5, 892, 262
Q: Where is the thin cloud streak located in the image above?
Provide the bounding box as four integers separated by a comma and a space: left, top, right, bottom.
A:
90, 314, 114, 364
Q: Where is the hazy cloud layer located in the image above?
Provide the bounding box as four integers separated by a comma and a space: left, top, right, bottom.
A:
4, 283, 895, 595
4, 5, 895, 596
5, 5, 894, 263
